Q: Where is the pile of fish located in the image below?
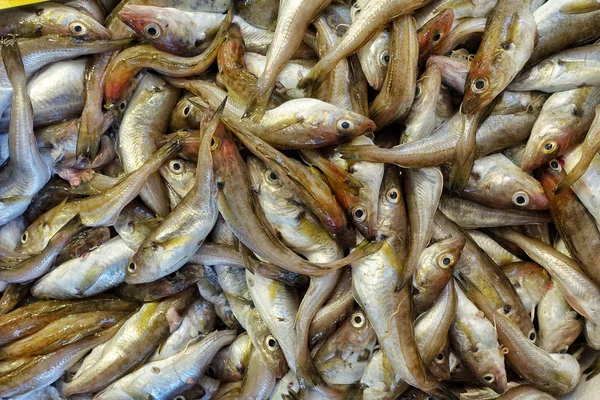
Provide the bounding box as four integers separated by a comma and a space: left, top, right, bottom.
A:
1, 0, 600, 398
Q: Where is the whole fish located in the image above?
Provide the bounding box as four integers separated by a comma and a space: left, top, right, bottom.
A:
19, 132, 185, 254
0, 40, 52, 226
369, 15, 419, 128
168, 78, 375, 150
0, 35, 130, 118
520, 86, 600, 172
510, 44, 600, 92
126, 104, 221, 284
95, 330, 236, 400
248, 155, 343, 386
432, 211, 535, 336
404, 167, 444, 290
103, 12, 231, 108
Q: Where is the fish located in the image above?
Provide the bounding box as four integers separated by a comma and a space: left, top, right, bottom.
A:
554, 105, 600, 193
369, 15, 419, 128
0, 2, 110, 39
520, 87, 600, 172
126, 102, 221, 284
118, 6, 226, 56
510, 44, 600, 92
0, 39, 52, 227
117, 72, 180, 218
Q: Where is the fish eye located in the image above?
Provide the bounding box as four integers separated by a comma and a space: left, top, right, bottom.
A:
264, 334, 278, 351
559, 346, 568, 354
266, 170, 279, 183
432, 30, 442, 43
512, 191, 529, 207
69, 21, 87, 35
386, 188, 400, 203
380, 50, 390, 66
21, 231, 28, 244
337, 119, 355, 133
435, 353, 445, 363
542, 140, 557, 155
351, 206, 366, 222
169, 160, 183, 174
127, 262, 136, 273
119, 100, 127, 112
206, 365, 216, 377
210, 136, 219, 150
528, 330, 536, 342
414, 84, 422, 98
472, 77, 488, 93
549, 159, 562, 172
174, 396, 186, 400
166, 272, 178, 281
483, 373, 495, 383
351, 311, 366, 328
143, 23, 161, 39
438, 253, 454, 269
182, 105, 191, 116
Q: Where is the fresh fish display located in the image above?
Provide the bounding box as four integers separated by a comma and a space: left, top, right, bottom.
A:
0, 0, 600, 398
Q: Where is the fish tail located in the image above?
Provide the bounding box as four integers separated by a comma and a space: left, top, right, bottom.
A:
337, 145, 381, 162
449, 120, 476, 192
297, 67, 324, 98
242, 80, 271, 122
1, 38, 26, 88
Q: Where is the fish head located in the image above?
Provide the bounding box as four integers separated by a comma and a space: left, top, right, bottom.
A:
462, 51, 513, 115
473, 346, 509, 394
538, 319, 583, 354
521, 126, 567, 172
419, 8, 454, 54
376, 165, 405, 238
118, 6, 170, 43
159, 158, 197, 197
42, 7, 111, 40
549, 353, 582, 393
126, 236, 191, 284
434, 237, 466, 271
299, 101, 376, 143
357, 29, 390, 91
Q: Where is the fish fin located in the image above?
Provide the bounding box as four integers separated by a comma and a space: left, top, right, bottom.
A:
242, 85, 270, 122
448, 111, 476, 192
1, 37, 26, 87
316, 237, 385, 269
74, 263, 105, 295
561, 0, 600, 14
